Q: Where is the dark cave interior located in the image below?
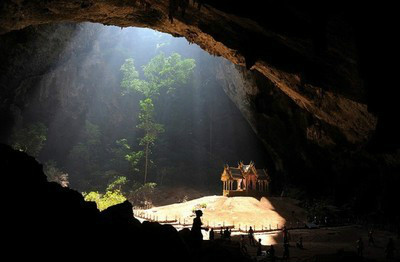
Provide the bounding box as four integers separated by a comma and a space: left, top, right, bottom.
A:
1, 1, 399, 261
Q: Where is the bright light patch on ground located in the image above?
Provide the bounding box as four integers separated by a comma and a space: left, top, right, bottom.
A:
136, 196, 307, 245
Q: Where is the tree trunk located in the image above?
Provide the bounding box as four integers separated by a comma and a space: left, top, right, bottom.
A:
144, 141, 149, 184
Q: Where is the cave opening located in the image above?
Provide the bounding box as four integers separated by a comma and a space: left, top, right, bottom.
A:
3, 22, 271, 199
1, 1, 400, 260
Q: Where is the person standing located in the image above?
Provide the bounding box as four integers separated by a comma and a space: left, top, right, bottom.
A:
209, 228, 214, 241
248, 226, 255, 246
256, 238, 263, 256
190, 210, 208, 248
282, 226, 290, 244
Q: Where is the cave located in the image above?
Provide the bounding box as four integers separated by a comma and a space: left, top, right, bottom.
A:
1, 1, 399, 261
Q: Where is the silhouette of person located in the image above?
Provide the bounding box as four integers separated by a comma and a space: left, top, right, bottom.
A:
223, 227, 229, 239
356, 237, 364, 257
248, 226, 255, 246
209, 228, 214, 240
256, 238, 262, 256
267, 245, 275, 262
191, 210, 207, 248
282, 226, 290, 244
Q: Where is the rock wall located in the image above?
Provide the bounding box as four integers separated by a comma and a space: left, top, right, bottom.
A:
1, 143, 250, 261
0, 1, 399, 216
215, 60, 399, 212
1, 0, 398, 151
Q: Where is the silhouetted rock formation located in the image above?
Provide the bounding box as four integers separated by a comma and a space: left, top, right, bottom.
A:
0, 144, 251, 261
0, 0, 399, 231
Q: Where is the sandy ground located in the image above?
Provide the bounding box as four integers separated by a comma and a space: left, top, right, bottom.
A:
137, 196, 307, 231
135, 195, 400, 261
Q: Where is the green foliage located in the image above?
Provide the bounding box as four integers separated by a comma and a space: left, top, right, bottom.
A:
44, 160, 69, 187
83, 175, 128, 211
143, 52, 196, 95
129, 182, 157, 206
119, 52, 195, 183
137, 98, 164, 147
120, 52, 195, 98
83, 190, 126, 211
106, 176, 128, 191
12, 122, 47, 157
125, 150, 145, 173
120, 58, 150, 96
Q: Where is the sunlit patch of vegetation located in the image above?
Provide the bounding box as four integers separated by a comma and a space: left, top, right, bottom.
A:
83, 190, 127, 211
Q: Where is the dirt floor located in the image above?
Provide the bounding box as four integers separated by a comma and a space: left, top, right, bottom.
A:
150, 186, 214, 206
135, 196, 400, 261
137, 195, 307, 231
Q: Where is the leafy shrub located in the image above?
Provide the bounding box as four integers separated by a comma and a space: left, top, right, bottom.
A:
83, 190, 126, 211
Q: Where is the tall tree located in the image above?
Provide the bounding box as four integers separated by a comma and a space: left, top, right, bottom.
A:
119, 53, 195, 183
137, 98, 164, 183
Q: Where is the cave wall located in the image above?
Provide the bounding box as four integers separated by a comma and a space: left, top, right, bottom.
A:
215, 60, 399, 209
0, 23, 103, 142
0, 0, 399, 215
1, 0, 399, 152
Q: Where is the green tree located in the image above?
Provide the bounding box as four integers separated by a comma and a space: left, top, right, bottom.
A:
119, 53, 195, 184
11, 122, 47, 157
83, 190, 126, 211
83, 175, 128, 211
137, 98, 164, 184
106, 175, 128, 191
120, 53, 195, 98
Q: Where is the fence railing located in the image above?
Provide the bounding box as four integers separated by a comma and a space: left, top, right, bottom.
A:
133, 209, 305, 233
